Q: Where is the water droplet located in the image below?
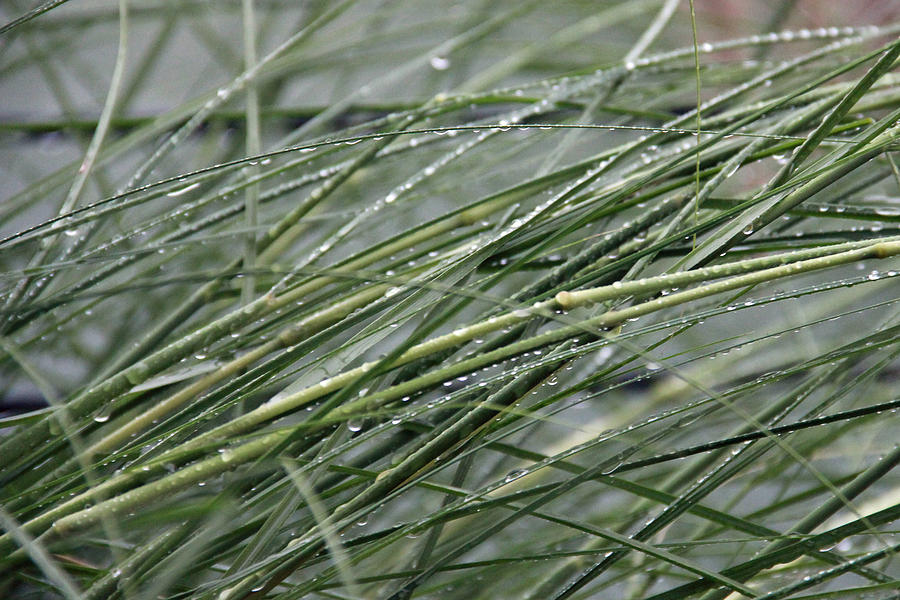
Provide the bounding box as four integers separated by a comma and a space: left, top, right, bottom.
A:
874, 206, 899, 217
347, 419, 363, 432
429, 56, 450, 70
505, 469, 527, 482
167, 182, 201, 197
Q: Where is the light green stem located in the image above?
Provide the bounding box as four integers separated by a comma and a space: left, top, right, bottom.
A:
241, 0, 260, 306
4, 238, 896, 550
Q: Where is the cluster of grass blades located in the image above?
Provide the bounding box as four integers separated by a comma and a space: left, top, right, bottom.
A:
1, 1, 900, 598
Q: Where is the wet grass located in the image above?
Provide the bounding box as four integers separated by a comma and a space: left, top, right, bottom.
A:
1, 1, 900, 599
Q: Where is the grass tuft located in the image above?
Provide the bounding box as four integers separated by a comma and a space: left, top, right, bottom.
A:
1, 2, 900, 599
